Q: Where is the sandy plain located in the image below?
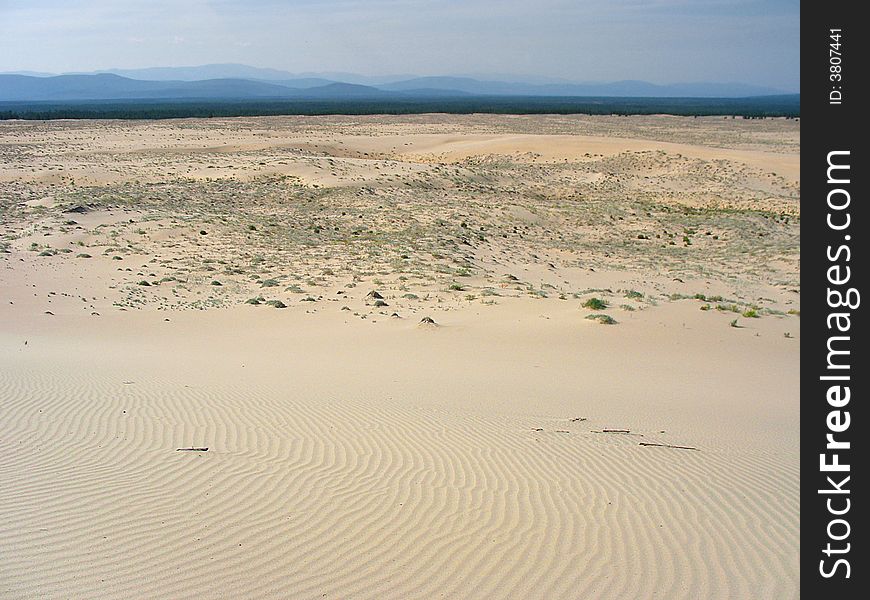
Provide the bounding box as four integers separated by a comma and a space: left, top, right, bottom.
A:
0, 114, 799, 599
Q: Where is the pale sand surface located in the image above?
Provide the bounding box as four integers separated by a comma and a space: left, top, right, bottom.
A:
1, 115, 799, 599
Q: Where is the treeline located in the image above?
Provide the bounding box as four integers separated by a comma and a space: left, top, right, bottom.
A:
0, 95, 800, 120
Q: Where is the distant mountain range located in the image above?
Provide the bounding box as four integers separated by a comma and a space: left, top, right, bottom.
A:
0, 64, 794, 102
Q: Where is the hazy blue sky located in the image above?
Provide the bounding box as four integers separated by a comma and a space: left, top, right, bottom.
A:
0, 0, 799, 90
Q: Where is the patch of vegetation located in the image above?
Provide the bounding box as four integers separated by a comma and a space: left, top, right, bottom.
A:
716, 303, 741, 313
586, 313, 617, 325
582, 297, 608, 310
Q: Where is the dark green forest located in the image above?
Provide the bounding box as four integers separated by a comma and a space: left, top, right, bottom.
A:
0, 95, 799, 120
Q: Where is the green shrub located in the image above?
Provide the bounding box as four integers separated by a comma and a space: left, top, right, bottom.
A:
582, 297, 608, 310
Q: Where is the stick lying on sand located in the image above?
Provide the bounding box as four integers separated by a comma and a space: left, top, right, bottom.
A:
176, 447, 209, 452
639, 442, 698, 451
602, 429, 631, 434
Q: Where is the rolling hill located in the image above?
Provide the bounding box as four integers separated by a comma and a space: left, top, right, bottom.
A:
0, 66, 794, 103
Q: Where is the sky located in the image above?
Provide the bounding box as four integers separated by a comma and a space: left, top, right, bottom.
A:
0, 0, 800, 90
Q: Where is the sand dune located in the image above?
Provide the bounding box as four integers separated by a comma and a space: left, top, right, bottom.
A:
0, 114, 799, 599
1, 302, 798, 599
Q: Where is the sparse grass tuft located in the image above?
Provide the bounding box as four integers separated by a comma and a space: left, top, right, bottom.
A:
586, 313, 617, 325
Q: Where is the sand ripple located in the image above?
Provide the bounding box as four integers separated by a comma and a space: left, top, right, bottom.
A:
1, 364, 798, 599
